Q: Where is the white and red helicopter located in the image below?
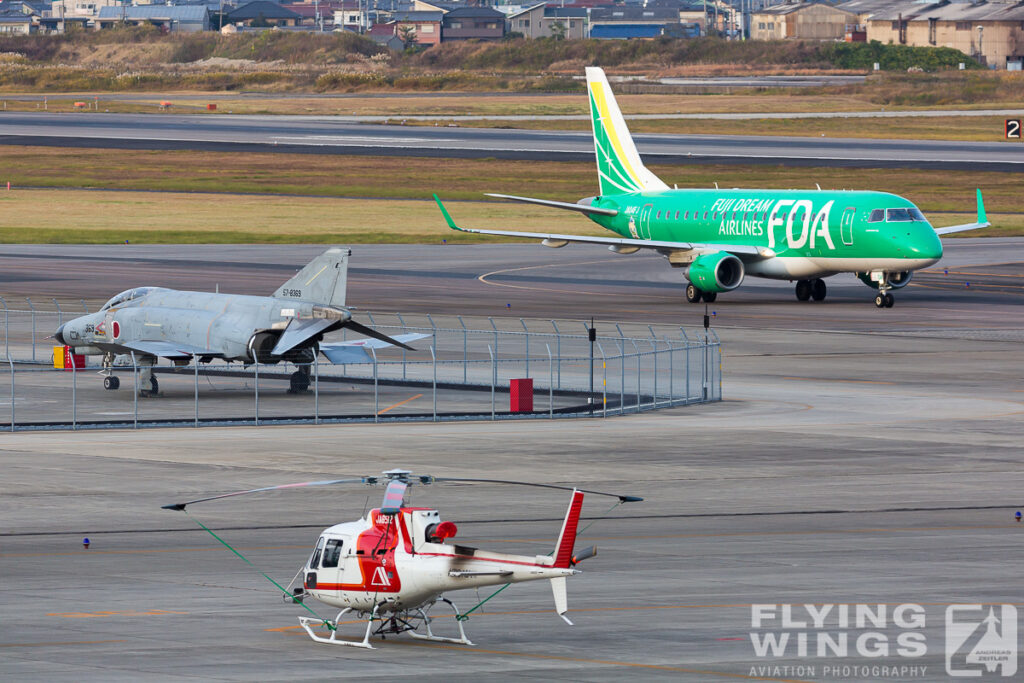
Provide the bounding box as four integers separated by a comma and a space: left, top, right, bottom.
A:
163, 468, 642, 649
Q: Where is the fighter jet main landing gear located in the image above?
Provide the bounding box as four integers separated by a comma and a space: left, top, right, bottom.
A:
795, 279, 827, 302
685, 284, 717, 304
103, 375, 120, 390
289, 366, 312, 394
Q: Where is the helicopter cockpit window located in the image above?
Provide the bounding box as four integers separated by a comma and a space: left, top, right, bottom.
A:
100, 287, 160, 311
322, 539, 343, 568
309, 537, 325, 569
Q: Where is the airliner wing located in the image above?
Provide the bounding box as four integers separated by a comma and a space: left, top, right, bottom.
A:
435, 195, 764, 256
934, 189, 991, 236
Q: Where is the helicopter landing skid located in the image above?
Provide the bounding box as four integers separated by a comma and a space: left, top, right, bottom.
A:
297, 598, 473, 647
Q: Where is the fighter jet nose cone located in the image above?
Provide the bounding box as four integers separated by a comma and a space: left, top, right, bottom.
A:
54, 324, 66, 346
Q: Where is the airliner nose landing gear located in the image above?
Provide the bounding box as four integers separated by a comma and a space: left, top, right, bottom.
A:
875, 292, 895, 308
794, 279, 827, 302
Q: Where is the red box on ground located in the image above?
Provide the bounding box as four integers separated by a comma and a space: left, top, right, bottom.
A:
510, 378, 533, 412
63, 346, 84, 371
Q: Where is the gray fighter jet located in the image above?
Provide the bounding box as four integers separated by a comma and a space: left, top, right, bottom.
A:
54, 248, 421, 395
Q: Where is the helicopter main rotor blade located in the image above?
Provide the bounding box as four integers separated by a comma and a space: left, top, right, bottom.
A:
162, 477, 370, 511
432, 478, 643, 503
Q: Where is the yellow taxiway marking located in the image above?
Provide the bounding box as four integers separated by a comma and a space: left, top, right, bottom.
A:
377, 393, 423, 415
0, 640, 127, 648
47, 609, 187, 619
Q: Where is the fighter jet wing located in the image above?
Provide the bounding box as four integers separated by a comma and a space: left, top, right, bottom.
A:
120, 340, 222, 359
271, 318, 336, 356
319, 333, 429, 365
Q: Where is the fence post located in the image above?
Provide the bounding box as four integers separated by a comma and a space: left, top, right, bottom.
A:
254, 360, 259, 426
314, 357, 319, 425
131, 351, 138, 429
81, 298, 88, 313
26, 298, 35, 362
550, 320, 561, 390
7, 355, 13, 432
371, 347, 378, 423
457, 315, 467, 384
487, 344, 495, 421
597, 341, 607, 417
1, 297, 8, 361
431, 339, 437, 422
397, 313, 407, 381
52, 298, 63, 327
630, 340, 641, 413
489, 318, 498, 369
194, 354, 199, 427
650, 339, 658, 409
681, 330, 691, 404
546, 343, 553, 419
520, 319, 529, 378
666, 337, 674, 406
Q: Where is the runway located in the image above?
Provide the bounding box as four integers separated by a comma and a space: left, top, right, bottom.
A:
2, 112, 1022, 170
2, 242, 1023, 680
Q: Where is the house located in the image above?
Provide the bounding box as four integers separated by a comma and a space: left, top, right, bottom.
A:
385, 10, 442, 45
750, 1, 857, 41
544, 6, 588, 39
227, 0, 301, 27
863, 0, 1024, 69
504, 3, 587, 40
96, 5, 210, 31
0, 9, 35, 32
367, 21, 405, 49
589, 6, 681, 38
441, 5, 504, 41
50, 0, 117, 20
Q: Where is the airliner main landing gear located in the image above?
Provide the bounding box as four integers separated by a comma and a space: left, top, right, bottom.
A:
795, 279, 827, 302
685, 284, 716, 304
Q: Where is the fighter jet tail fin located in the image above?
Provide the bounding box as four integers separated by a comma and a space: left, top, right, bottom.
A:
273, 248, 351, 308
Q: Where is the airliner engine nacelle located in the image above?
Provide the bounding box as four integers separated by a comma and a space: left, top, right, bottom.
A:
857, 271, 913, 290
685, 252, 745, 293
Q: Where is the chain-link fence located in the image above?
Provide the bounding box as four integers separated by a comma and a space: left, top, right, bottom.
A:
0, 301, 722, 431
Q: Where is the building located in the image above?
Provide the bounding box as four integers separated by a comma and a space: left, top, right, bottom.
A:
50, 0, 117, 20
0, 9, 34, 32
750, 1, 858, 41
227, 0, 301, 27
589, 6, 682, 38
387, 10, 443, 45
367, 21, 405, 49
863, 0, 1024, 69
96, 5, 210, 31
504, 3, 587, 39
441, 5, 504, 41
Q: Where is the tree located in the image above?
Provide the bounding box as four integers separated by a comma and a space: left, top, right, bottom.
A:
548, 21, 566, 41
398, 24, 417, 48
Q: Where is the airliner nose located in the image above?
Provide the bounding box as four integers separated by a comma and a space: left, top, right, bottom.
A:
54, 324, 66, 346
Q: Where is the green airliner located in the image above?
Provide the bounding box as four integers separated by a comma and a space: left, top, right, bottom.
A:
435, 67, 990, 308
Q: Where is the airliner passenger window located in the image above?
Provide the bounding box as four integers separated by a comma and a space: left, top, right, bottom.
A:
675, 211, 680, 220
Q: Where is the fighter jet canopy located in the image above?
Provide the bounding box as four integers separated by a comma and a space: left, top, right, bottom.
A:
100, 287, 166, 311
